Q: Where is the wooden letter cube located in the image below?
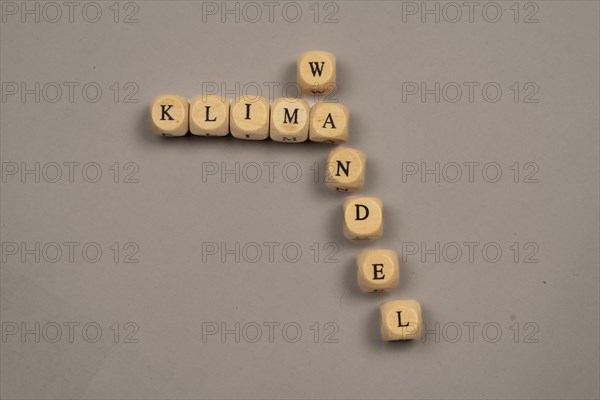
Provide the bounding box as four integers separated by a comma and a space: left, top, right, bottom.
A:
309, 103, 349, 144
269, 98, 310, 143
297, 51, 336, 95
343, 197, 383, 240
325, 147, 365, 192
357, 249, 399, 293
150, 95, 189, 137
190, 95, 229, 136
380, 300, 423, 341
230, 96, 270, 140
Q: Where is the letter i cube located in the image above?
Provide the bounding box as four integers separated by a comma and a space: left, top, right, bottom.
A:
230, 96, 270, 140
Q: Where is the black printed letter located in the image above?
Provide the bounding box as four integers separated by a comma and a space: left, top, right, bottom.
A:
396, 311, 409, 327
355, 204, 369, 221
308, 61, 325, 77
372, 264, 385, 280
322, 113, 336, 129
205, 106, 217, 122
161, 105, 174, 121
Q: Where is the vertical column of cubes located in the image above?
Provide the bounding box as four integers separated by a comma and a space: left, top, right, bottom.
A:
300, 51, 424, 342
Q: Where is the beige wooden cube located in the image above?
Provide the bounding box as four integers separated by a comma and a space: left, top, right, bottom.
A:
343, 197, 383, 240
325, 147, 365, 192
297, 51, 336, 95
190, 95, 229, 136
380, 300, 423, 341
269, 98, 309, 143
150, 95, 189, 137
230, 96, 270, 140
309, 103, 349, 144
357, 249, 399, 293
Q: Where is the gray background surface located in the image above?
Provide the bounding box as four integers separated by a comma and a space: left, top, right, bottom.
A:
1, 1, 599, 399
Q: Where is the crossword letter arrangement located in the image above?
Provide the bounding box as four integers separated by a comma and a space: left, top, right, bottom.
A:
150, 50, 424, 342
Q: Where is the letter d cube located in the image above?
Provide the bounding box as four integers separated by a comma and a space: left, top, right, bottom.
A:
343, 197, 383, 240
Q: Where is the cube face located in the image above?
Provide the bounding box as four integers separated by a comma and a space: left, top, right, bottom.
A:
190, 95, 229, 136
343, 197, 383, 240
269, 98, 309, 143
309, 103, 349, 144
325, 147, 365, 192
380, 300, 423, 341
297, 51, 336, 95
150, 95, 189, 137
357, 249, 399, 293
230, 97, 270, 140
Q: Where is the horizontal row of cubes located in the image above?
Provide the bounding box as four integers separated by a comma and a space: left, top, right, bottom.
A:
150, 95, 348, 144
